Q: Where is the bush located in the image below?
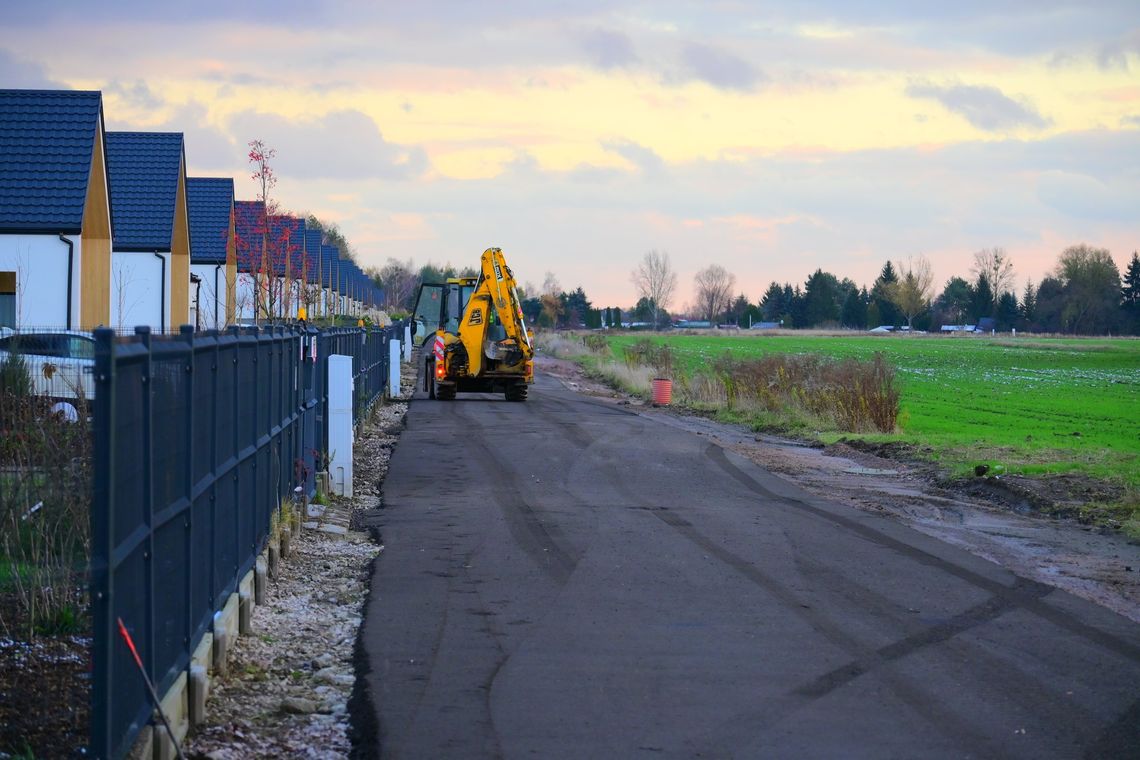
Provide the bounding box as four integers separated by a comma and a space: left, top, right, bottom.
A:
698, 352, 899, 433
0, 390, 91, 639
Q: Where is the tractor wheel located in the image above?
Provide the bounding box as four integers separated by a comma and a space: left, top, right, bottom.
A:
426, 359, 437, 399
437, 382, 457, 401
505, 385, 528, 402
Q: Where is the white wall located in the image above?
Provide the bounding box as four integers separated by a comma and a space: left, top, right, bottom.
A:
190, 263, 228, 330
234, 273, 257, 322
111, 250, 167, 332
0, 233, 80, 329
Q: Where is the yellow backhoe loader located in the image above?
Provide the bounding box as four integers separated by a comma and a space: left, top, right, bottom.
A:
411, 247, 534, 401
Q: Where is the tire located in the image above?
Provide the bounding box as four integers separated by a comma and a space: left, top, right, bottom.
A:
505, 384, 528, 402
426, 358, 437, 399
437, 382, 456, 401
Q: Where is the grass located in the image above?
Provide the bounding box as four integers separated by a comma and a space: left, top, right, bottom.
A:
545, 331, 1140, 533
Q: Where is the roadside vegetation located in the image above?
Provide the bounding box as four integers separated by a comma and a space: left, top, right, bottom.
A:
0, 351, 91, 639
540, 331, 1140, 537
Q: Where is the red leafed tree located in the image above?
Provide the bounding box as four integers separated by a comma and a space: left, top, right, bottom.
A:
242, 139, 304, 319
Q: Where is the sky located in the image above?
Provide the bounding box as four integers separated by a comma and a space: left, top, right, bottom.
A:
3, 1, 1139, 310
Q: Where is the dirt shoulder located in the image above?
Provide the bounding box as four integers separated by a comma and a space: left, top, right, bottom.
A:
538, 355, 1140, 624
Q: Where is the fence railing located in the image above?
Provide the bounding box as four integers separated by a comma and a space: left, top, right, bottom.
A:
89, 321, 404, 759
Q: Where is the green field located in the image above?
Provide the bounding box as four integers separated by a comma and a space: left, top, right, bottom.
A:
596, 333, 1140, 490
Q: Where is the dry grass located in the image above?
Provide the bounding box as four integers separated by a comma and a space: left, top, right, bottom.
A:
689, 352, 900, 433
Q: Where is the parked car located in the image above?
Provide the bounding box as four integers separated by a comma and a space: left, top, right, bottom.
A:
0, 330, 96, 406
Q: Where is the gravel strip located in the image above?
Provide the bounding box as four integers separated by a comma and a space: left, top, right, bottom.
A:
185, 359, 415, 759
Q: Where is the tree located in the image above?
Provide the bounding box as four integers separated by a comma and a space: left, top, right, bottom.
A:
802, 269, 842, 327
247, 140, 282, 320
840, 288, 868, 329
971, 272, 994, 321
1034, 276, 1065, 332
540, 272, 563, 328
1055, 244, 1121, 334
725, 293, 750, 326
630, 250, 677, 329
935, 277, 973, 326
1122, 252, 1140, 335
971, 247, 1015, 312
871, 261, 900, 327
995, 291, 1019, 331
693, 264, 736, 325
378, 258, 418, 312
759, 282, 786, 322
563, 286, 591, 327
1019, 280, 1037, 330
885, 255, 934, 330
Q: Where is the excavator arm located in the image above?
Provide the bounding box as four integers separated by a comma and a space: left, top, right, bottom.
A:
455, 247, 533, 379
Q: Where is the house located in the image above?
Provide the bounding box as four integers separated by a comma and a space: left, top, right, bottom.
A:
303, 227, 324, 317
105, 131, 190, 333
267, 215, 304, 319
321, 245, 340, 315
233, 200, 265, 322
186, 177, 235, 329
0, 89, 112, 330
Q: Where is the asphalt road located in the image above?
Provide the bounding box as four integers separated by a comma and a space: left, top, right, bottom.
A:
356, 372, 1140, 759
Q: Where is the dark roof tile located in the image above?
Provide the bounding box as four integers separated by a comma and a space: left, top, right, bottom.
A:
186, 177, 233, 263
105, 131, 185, 250
0, 89, 103, 232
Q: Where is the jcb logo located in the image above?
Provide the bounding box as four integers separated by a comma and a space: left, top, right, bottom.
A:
493, 259, 503, 281
469, 309, 483, 325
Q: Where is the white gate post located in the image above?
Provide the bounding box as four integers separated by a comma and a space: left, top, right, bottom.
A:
328, 355, 354, 497
389, 339, 401, 398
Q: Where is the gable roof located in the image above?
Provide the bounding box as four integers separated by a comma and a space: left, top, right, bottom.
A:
234, 200, 266, 272
304, 228, 323, 284
0, 89, 104, 233
105, 131, 185, 250
321, 245, 339, 291
186, 177, 233, 263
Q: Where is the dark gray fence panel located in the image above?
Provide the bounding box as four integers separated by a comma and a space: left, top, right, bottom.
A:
91, 322, 404, 758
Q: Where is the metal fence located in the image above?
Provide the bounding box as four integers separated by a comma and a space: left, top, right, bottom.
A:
89, 321, 404, 759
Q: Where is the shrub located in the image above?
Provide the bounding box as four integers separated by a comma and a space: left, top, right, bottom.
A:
697, 352, 899, 433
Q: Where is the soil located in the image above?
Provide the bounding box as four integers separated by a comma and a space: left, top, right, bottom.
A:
538, 355, 1140, 624
0, 630, 90, 758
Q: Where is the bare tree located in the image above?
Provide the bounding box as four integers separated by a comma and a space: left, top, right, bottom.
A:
972, 247, 1015, 310
631, 250, 678, 329
694, 264, 736, 325
886, 255, 934, 330
378, 257, 418, 311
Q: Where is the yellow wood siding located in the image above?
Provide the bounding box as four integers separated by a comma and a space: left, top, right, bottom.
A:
226, 206, 236, 325
80, 121, 112, 329
170, 160, 190, 330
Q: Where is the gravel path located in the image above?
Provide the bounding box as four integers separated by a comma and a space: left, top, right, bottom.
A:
185, 361, 414, 759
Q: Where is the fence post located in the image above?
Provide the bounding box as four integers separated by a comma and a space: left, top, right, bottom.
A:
90, 328, 117, 759
179, 325, 195, 657
135, 325, 157, 704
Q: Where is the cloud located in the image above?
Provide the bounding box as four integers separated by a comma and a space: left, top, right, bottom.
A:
905, 82, 1050, 131
1036, 170, 1138, 221
579, 28, 638, 70
104, 80, 164, 110
227, 109, 429, 182
1122, 115, 1140, 128
602, 139, 665, 177
0, 48, 64, 88
678, 43, 766, 91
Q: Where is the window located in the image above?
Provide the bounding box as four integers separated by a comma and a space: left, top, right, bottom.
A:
0, 272, 14, 328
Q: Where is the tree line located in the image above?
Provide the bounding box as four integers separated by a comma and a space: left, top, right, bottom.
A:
372, 245, 1140, 336
619, 246, 1138, 335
